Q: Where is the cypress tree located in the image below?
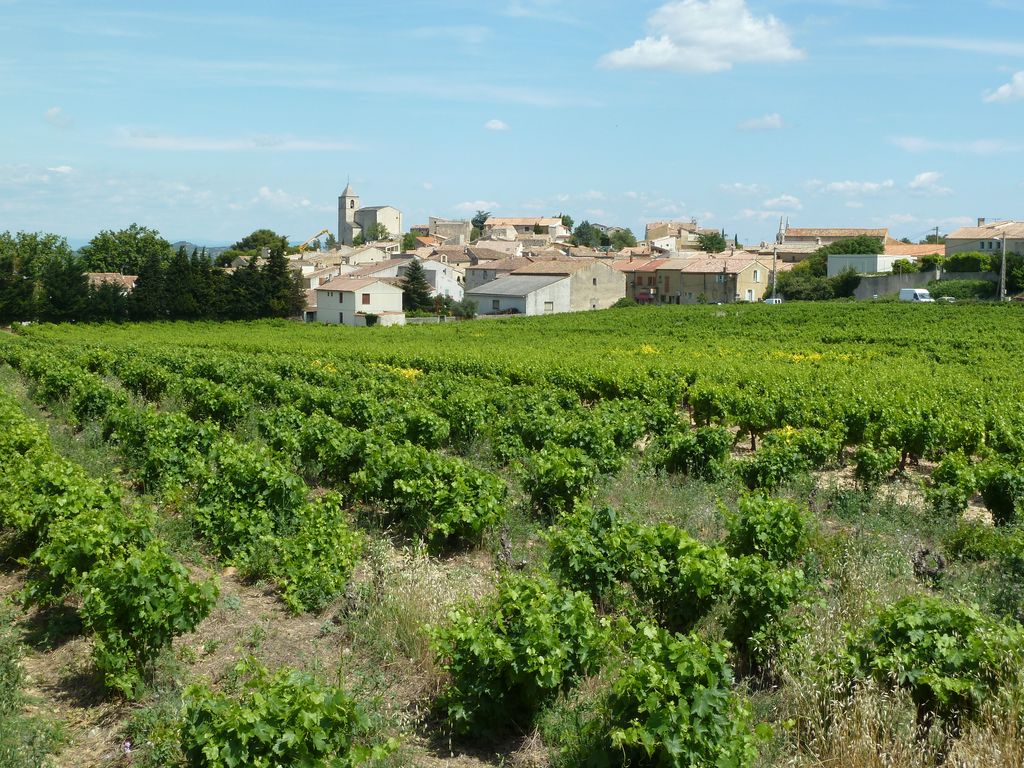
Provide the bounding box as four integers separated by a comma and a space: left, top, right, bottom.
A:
401, 258, 433, 312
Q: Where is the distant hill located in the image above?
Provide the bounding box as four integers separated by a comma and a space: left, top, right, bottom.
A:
170, 241, 232, 258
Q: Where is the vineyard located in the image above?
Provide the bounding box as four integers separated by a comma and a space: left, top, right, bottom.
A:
2, 302, 1024, 767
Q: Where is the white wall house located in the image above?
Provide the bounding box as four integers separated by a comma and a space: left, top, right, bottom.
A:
315, 278, 405, 326
347, 258, 465, 301
466, 274, 570, 315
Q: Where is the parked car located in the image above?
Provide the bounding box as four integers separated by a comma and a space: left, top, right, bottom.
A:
899, 288, 935, 303
763, 297, 783, 304
938, 296, 956, 303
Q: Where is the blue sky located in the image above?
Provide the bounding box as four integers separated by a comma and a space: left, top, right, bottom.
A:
2, 0, 1023, 247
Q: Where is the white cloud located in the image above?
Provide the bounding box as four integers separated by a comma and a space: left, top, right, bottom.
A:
44, 106, 73, 128
601, 0, 804, 73
886, 213, 918, 224
908, 171, 953, 196
581, 190, 605, 200
763, 194, 802, 210
812, 179, 894, 194
117, 128, 357, 152
254, 186, 312, 209
421, 181, 434, 191
741, 208, 788, 221
455, 200, 499, 212
738, 113, 784, 131
891, 136, 1021, 154
504, 0, 578, 24
984, 71, 1024, 102
720, 182, 764, 194
845, 201, 864, 208
485, 119, 509, 131
865, 35, 1024, 57
47, 165, 74, 174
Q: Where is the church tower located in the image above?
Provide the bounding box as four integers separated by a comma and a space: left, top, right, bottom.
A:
338, 182, 360, 246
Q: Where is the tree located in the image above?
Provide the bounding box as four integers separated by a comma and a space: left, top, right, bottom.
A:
37, 247, 88, 322
232, 229, 289, 254
364, 223, 390, 242
697, 231, 727, 254
472, 210, 491, 232
891, 258, 915, 275
262, 247, 305, 318
831, 267, 861, 298
79, 224, 173, 275
559, 213, 574, 231
402, 232, 419, 252
610, 229, 638, 251
0, 231, 65, 324
352, 234, 366, 247
86, 280, 130, 322
324, 233, 338, 250
166, 245, 199, 320
571, 221, 602, 248
130, 250, 168, 320
401, 258, 433, 312
451, 298, 477, 319
922, 234, 946, 245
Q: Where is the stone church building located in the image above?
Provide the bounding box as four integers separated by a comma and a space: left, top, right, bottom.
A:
338, 183, 403, 246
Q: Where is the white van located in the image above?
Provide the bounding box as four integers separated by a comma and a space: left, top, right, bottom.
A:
899, 288, 935, 303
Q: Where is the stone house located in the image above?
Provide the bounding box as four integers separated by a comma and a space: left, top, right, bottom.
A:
654, 257, 773, 304
946, 219, 1024, 256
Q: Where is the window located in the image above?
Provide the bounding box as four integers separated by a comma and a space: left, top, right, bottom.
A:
361, 293, 370, 305
592, 278, 597, 286
753, 270, 760, 283
492, 299, 500, 311
544, 301, 554, 313
339, 312, 344, 323
715, 274, 726, 284
349, 200, 355, 209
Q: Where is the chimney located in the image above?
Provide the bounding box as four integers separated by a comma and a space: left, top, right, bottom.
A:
978, 217, 986, 227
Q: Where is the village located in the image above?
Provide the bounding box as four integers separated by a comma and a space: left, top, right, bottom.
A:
211, 183, 1014, 326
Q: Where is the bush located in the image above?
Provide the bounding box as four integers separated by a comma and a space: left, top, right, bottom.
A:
601, 625, 757, 767
432, 574, 608, 735
943, 252, 991, 272
943, 521, 1015, 562
646, 425, 732, 481
853, 444, 900, 486
270, 494, 364, 615
737, 440, 809, 490
182, 658, 392, 768
726, 494, 811, 564
726, 556, 805, 670
925, 452, 976, 520
927, 279, 995, 301
547, 508, 732, 632
353, 440, 506, 545
632, 526, 733, 633
79, 540, 217, 697
977, 460, 1024, 526
192, 437, 308, 559
762, 426, 842, 470
524, 444, 598, 517
844, 595, 1024, 729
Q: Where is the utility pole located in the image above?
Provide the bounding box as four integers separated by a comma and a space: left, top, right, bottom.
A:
999, 233, 1007, 301
933, 226, 940, 244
